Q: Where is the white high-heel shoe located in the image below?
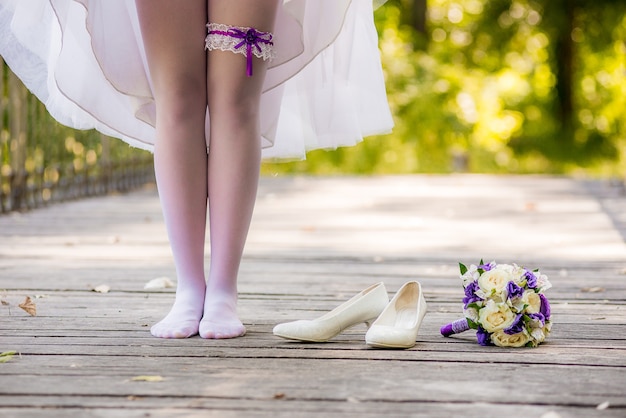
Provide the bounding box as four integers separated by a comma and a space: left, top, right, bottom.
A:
365, 281, 427, 349
273, 283, 389, 342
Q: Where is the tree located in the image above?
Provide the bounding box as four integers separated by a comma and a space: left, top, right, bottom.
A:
403, 0, 428, 34
8, 69, 28, 208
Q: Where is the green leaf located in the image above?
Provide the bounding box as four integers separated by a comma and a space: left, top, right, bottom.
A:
0, 351, 17, 363
467, 318, 479, 330
477, 259, 486, 274
459, 263, 468, 275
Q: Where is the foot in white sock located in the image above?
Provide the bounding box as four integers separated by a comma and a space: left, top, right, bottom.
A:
199, 290, 246, 339
151, 287, 205, 339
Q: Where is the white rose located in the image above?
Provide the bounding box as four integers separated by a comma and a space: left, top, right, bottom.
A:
492, 330, 530, 347
499, 263, 516, 274
478, 267, 512, 296
478, 300, 516, 332
523, 290, 542, 314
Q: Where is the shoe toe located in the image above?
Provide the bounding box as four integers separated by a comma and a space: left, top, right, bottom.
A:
273, 320, 307, 340
365, 325, 417, 349
273, 320, 337, 342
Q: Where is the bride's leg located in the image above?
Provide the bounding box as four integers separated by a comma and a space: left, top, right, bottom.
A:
199, 0, 280, 339
136, 0, 209, 338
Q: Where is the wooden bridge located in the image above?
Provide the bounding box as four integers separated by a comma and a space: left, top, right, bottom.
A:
0, 175, 624, 417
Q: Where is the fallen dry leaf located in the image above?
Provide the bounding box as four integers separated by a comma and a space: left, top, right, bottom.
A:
144, 277, 175, 290
581, 287, 605, 293
92, 285, 111, 294
1, 300, 9, 306
131, 375, 164, 382
0, 351, 18, 363
18, 296, 36, 316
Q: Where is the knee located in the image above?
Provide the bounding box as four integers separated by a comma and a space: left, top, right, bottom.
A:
208, 86, 261, 129
154, 76, 207, 129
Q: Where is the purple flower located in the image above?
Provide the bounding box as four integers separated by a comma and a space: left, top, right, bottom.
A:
524, 270, 538, 288
504, 314, 525, 335
463, 280, 483, 308
506, 281, 524, 300
528, 312, 546, 326
476, 326, 493, 346
540, 294, 551, 319
478, 262, 495, 271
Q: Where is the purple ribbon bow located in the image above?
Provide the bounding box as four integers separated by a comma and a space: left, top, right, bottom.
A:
209, 27, 273, 77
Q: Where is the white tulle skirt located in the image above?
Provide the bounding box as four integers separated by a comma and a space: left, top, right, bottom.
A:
0, 0, 393, 160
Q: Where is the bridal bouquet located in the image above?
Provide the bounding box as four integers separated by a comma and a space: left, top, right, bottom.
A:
441, 261, 552, 347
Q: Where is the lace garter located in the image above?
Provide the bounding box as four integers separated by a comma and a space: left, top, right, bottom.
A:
205, 23, 275, 77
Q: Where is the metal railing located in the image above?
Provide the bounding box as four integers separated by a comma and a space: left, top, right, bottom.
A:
0, 157, 154, 214
1, 59, 155, 214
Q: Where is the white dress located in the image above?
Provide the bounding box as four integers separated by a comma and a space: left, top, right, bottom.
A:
0, 0, 393, 160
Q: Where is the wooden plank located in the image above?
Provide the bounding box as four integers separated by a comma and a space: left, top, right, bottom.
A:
0, 358, 624, 412
0, 339, 625, 368
0, 401, 622, 418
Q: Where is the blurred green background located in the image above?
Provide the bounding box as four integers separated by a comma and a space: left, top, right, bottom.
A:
2, 0, 626, 183
264, 0, 626, 176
